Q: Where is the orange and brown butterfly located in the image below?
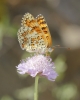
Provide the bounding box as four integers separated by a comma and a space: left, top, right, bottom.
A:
17, 13, 53, 54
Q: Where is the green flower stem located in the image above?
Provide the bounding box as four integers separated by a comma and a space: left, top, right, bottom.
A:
34, 75, 39, 100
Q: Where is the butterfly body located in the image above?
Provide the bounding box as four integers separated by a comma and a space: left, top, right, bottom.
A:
17, 13, 53, 53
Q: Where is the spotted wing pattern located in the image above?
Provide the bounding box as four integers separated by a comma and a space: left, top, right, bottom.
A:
36, 14, 52, 47
17, 13, 49, 53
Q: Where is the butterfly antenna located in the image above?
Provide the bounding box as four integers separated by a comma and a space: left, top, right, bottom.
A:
52, 45, 71, 50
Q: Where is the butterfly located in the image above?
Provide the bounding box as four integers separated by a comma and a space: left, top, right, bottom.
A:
17, 13, 53, 54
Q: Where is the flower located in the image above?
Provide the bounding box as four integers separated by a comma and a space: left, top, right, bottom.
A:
16, 55, 58, 81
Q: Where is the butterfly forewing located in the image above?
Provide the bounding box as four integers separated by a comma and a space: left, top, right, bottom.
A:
36, 14, 52, 47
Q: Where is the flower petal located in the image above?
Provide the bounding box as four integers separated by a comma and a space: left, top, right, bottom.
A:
16, 55, 58, 81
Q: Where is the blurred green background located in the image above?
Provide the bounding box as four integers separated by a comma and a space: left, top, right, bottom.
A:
0, 0, 80, 100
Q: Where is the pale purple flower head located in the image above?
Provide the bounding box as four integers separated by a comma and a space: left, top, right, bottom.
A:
16, 55, 58, 81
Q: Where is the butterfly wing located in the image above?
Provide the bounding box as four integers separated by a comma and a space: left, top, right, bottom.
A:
17, 26, 27, 50
18, 13, 47, 53
36, 14, 52, 48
